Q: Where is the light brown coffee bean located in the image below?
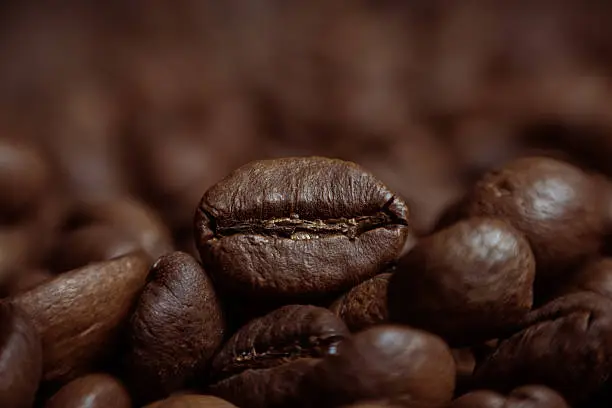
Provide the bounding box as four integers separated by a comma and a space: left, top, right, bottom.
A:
45, 373, 131, 408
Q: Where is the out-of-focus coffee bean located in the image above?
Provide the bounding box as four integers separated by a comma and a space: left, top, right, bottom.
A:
195, 157, 410, 300
464, 157, 609, 284
474, 292, 612, 403
12, 253, 150, 385
304, 325, 456, 407
0, 225, 35, 290
126, 252, 225, 403
0, 301, 42, 408
209, 305, 349, 408
451, 385, 569, 408
558, 257, 612, 300
1, 268, 52, 297
388, 217, 535, 346
330, 273, 391, 332
44, 373, 131, 408
144, 394, 239, 408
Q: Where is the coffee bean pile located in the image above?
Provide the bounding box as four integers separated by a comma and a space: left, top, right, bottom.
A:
3, 2, 612, 408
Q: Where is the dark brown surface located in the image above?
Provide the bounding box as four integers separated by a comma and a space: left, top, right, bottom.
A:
304, 325, 456, 407
12, 253, 151, 385
209, 304, 349, 408
44, 373, 131, 408
474, 292, 612, 404
195, 157, 410, 300
0, 301, 42, 408
126, 251, 225, 403
388, 217, 535, 346
144, 394, 239, 408
558, 257, 612, 300
451, 385, 569, 408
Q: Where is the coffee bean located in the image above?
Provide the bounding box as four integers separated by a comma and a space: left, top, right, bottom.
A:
12, 253, 150, 385
209, 304, 349, 408
330, 273, 391, 332
451, 348, 476, 394
44, 373, 131, 408
451, 385, 568, 408
0, 225, 36, 290
0, 301, 42, 408
340, 403, 403, 408
2, 268, 52, 297
388, 217, 535, 346
303, 325, 456, 407
144, 394, 238, 408
195, 157, 410, 299
51, 224, 141, 273
473, 292, 612, 403
464, 157, 609, 282
126, 251, 225, 403
558, 257, 612, 300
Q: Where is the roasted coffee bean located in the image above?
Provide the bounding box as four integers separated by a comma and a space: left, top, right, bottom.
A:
464, 157, 609, 282
388, 217, 535, 346
304, 325, 456, 408
452, 348, 476, 394
0, 301, 42, 408
126, 251, 225, 403
45, 373, 131, 408
1, 268, 52, 297
330, 273, 391, 332
195, 157, 410, 299
558, 257, 612, 300
51, 224, 141, 273
209, 304, 349, 408
451, 385, 568, 408
66, 198, 174, 260
144, 394, 239, 408
0, 225, 36, 291
12, 253, 150, 384
473, 292, 612, 403
0, 138, 49, 222
340, 403, 404, 408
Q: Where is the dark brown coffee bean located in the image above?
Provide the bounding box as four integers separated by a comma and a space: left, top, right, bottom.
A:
451, 348, 476, 393
388, 217, 535, 346
0, 138, 49, 221
464, 157, 608, 281
0, 225, 36, 290
144, 394, 238, 408
473, 292, 612, 403
67, 198, 174, 260
45, 373, 131, 408
330, 273, 391, 332
304, 325, 456, 408
0, 301, 42, 408
126, 252, 225, 403
451, 385, 568, 408
558, 257, 612, 300
2, 269, 52, 297
51, 224, 141, 273
209, 304, 349, 408
12, 253, 150, 385
195, 157, 410, 299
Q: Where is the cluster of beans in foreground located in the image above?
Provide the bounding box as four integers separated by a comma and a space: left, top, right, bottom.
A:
5, 155, 612, 408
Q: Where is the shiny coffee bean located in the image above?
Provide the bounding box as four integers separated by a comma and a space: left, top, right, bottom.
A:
474, 292, 612, 403
45, 373, 131, 408
0, 301, 42, 408
195, 157, 410, 300
304, 325, 456, 408
451, 385, 569, 408
126, 252, 225, 403
558, 257, 612, 300
330, 273, 391, 332
51, 224, 141, 273
12, 253, 150, 384
144, 394, 239, 408
388, 217, 535, 345
209, 304, 349, 408
464, 157, 609, 282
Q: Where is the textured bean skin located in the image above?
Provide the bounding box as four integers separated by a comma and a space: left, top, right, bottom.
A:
209, 304, 349, 408
304, 325, 456, 408
0, 301, 42, 408
12, 253, 150, 385
195, 157, 410, 299
465, 157, 608, 282
144, 395, 239, 408
388, 217, 535, 345
451, 386, 569, 408
474, 292, 612, 404
45, 373, 131, 408
126, 252, 225, 403
330, 273, 391, 331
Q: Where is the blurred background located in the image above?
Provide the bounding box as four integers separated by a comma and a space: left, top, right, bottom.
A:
2, 1, 612, 280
